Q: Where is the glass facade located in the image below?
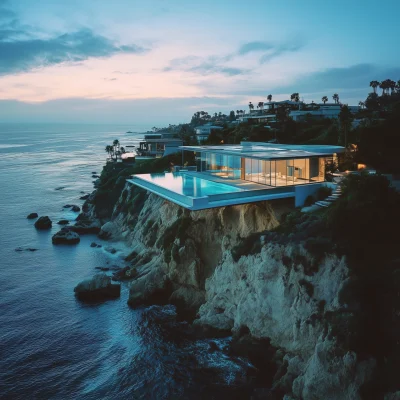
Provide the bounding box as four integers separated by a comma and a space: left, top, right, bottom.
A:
196, 152, 326, 186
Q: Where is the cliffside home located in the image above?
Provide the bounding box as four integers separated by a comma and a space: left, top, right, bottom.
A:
127, 142, 345, 210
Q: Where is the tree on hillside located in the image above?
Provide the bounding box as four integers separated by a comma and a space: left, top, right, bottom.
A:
257, 101, 264, 111
358, 101, 365, 109
248, 102, 254, 112
267, 94, 272, 102
229, 110, 236, 121
290, 93, 300, 102
364, 92, 380, 111
369, 80, 380, 94
105, 145, 114, 159
332, 93, 339, 104
379, 80, 388, 96
322, 96, 328, 104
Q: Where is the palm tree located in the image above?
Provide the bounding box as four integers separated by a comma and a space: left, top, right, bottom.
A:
120, 146, 126, 154
105, 145, 113, 159
267, 94, 272, 102
290, 93, 300, 102
258, 101, 264, 110
332, 93, 339, 104
388, 79, 396, 94
248, 102, 254, 113
379, 81, 387, 96
321, 96, 328, 104
369, 80, 380, 94
358, 101, 365, 109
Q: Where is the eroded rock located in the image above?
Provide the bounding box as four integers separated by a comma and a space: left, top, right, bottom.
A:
34, 216, 52, 230
74, 273, 120, 301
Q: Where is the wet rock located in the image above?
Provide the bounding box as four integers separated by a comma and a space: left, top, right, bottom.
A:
15, 247, 38, 252
27, 213, 38, 219
112, 266, 130, 281
93, 179, 100, 188
55, 186, 66, 191
208, 341, 219, 353
98, 221, 118, 240
92, 174, 100, 178
69, 219, 101, 234
57, 219, 69, 225
74, 273, 120, 301
90, 242, 98, 248
34, 216, 52, 230
71, 205, 80, 212
105, 246, 117, 254
52, 228, 80, 245
79, 194, 90, 200
91, 171, 97, 174
63, 204, 73, 208
95, 267, 110, 271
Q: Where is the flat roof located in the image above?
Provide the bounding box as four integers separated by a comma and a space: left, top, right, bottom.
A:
180, 142, 345, 160
141, 139, 183, 143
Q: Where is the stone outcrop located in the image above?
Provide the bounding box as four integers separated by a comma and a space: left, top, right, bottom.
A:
34, 216, 52, 229
52, 228, 80, 244
27, 212, 38, 219
85, 181, 380, 398
74, 273, 120, 301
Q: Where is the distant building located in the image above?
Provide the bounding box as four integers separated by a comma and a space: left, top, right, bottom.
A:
195, 123, 223, 143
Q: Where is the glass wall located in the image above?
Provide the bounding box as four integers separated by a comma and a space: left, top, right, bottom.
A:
198, 152, 326, 186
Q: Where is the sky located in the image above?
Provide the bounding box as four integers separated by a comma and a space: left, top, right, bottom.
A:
0, 0, 400, 127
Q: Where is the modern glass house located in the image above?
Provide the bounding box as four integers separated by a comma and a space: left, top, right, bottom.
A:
127, 142, 344, 210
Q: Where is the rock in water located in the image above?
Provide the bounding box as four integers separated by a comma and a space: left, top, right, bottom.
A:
57, 219, 69, 225
52, 228, 80, 244
71, 205, 80, 212
34, 216, 52, 230
27, 213, 38, 219
79, 194, 90, 200
74, 273, 120, 301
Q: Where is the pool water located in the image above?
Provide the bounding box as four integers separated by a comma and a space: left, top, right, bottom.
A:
135, 173, 242, 198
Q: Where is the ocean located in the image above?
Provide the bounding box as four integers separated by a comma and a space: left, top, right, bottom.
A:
0, 124, 253, 400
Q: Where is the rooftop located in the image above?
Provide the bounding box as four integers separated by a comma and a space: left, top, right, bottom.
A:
180, 142, 345, 160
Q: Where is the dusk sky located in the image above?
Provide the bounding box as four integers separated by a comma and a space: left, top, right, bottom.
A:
1, 0, 400, 128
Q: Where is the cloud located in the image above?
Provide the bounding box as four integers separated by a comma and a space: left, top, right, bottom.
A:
188, 63, 247, 76
0, 3, 148, 75
104, 77, 117, 81
237, 41, 275, 55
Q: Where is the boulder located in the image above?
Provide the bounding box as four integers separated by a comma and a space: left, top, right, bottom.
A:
91, 171, 97, 174
74, 273, 120, 301
90, 242, 98, 248
55, 186, 66, 191
27, 213, 38, 219
57, 219, 69, 225
71, 205, 80, 212
92, 174, 100, 178
52, 228, 80, 245
15, 247, 38, 252
69, 219, 101, 234
79, 194, 90, 200
63, 204, 73, 208
98, 221, 118, 240
95, 267, 110, 271
105, 246, 117, 254
34, 216, 52, 230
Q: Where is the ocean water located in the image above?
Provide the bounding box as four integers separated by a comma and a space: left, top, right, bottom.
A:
0, 124, 254, 400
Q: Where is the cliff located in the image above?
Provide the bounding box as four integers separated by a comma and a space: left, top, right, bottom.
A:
80, 172, 400, 399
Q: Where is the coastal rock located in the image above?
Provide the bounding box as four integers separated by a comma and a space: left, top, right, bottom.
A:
90, 242, 98, 247
71, 205, 80, 212
27, 212, 38, 219
98, 221, 118, 240
63, 204, 73, 208
128, 268, 171, 307
52, 228, 80, 245
92, 174, 100, 178
15, 247, 38, 252
34, 216, 52, 230
69, 219, 101, 234
55, 186, 66, 191
79, 194, 90, 200
105, 246, 117, 254
57, 219, 69, 225
93, 179, 100, 188
91, 171, 97, 174
74, 273, 120, 301
112, 266, 137, 281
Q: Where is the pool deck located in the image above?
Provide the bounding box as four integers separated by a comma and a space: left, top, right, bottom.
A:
127, 172, 296, 210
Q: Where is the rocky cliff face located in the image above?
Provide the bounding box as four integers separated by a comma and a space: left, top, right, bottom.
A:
84, 183, 376, 399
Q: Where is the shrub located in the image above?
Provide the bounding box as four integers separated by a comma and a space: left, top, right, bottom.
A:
316, 186, 332, 201
304, 195, 315, 207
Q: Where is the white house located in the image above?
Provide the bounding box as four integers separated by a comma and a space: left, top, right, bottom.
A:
195, 123, 223, 143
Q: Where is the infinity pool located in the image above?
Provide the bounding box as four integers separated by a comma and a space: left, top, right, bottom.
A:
134, 172, 242, 197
